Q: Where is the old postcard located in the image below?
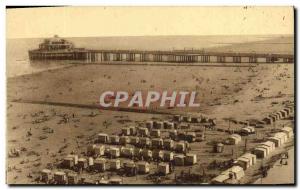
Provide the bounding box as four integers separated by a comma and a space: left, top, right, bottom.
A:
6, 6, 294, 185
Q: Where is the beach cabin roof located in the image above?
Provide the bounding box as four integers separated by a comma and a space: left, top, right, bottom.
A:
231, 134, 242, 140
281, 127, 293, 132
241, 127, 251, 133
257, 145, 271, 154
274, 132, 287, 139
242, 153, 256, 158
228, 165, 243, 173
261, 141, 274, 146
255, 147, 266, 151
98, 133, 108, 136
54, 171, 66, 176
42, 169, 51, 174
246, 126, 255, 132
237, 157, 249, 163
212, 174, 230, 184
94, 158, 106, 163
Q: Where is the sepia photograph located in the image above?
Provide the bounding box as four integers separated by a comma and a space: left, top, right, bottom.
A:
6, 6, 295, 185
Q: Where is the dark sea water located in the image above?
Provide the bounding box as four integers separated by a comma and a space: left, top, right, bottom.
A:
6, 35, 293, 77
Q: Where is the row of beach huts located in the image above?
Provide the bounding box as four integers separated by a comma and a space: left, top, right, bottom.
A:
211, 126, 293, 184
40, 169, 123, 185
262, 106, 293, 125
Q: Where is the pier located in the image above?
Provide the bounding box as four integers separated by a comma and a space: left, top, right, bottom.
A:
29, 49, 294, 63
28, 36, 294, 64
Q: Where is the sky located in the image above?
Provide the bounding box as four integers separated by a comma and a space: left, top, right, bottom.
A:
6, 6, 294, 39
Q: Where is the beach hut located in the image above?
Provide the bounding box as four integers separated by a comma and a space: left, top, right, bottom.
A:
151, 138, 163, 149
88, 157, 94, 167
258, 144, 271, 155
163, 121, 170, 128
133, 148, 142, 158
63, 157, 75, 169
163, 139, 174, 150
129, 136, 140, 145
98, 179, 109, 184
54, 171, 67, 184
41, 169, 52, 183
153, 150, 163, 161
94, 158, 107, 172
129, 126, 137, 135
211, 174, 230, 184
260, 141, 275, 151
236, 157, 250, 170
87, 145, 96, 155
94, 145, 105, 156
253, 147, 268, 158
280, 110, 288, 118
262, 117, 273, 125
185, 154, 197, 165
104, 146, 111, 156
174, 154, 185, 166
273, 113, 281, 121
158, 163, 170, 175
191, 117, 201, 123
267, 137, 282, 147
169, 130, 178, 140
120, 147, 134, 158
269, 115, 277, 122
82, 179, 97, 185
226, 166, 245, 180
109, 147, 120, 158
146, 121, 153, 130
154, 121, 164, 129
123, 161, 137, 176
122, 127, 131, 136
109, 159, 121, 171
281, 127, 293, 138
183, 116, 192, 122
173, 115, 182, 122
177, 131, 186, 140
274, 132, 288, 143
241, 126, 255, 135
248, 126, 255, 133
179, 125, 190, 130
139, 137, 151, 148
226, 134, 242, 145
241, 153, 257, 166
215, 143, 224, 153
164, 122, 175, 129
276, 112, 284, 119
283, 108, 290, 116
150, 129, 161, 138
97, 133, 109, 143
66, 155, 77, 166
138, 127, 149, 137
186, 132, 196, 142
175, 141, 186, 153
137, 161, 150, 174
142, 149, 153, 160
67, 173, 78, 185
120, 136, 130, 145
163, 151, 174, 162
109, 135, 120, 145
240, 127, 251, 135
109, 178, 123, 184
78, 158, 88, 169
